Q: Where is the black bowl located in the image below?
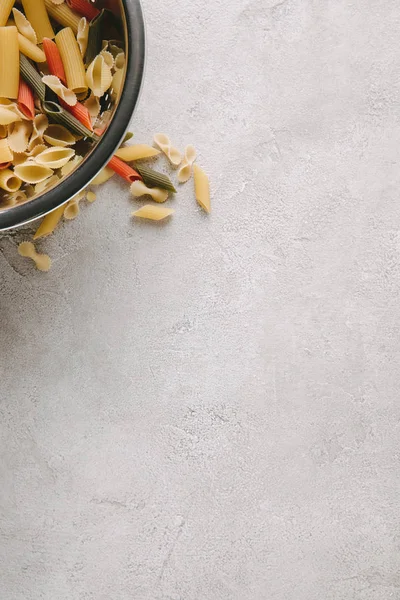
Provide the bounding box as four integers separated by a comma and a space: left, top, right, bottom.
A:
0, 0, 145, 231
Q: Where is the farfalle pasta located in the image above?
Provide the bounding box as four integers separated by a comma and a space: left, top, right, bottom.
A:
0, 0, 128, 209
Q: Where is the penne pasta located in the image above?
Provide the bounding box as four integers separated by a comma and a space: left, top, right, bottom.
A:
115, 145, 161, 162
42, 38, 66, 84
67, 0, 100, 21
44, 0, 80, 34
56, 27, 87, 96
16, 31, 47, 63
132, 205, 174, 221
21, 0, 55, 43
0, 0, 14, 28
0, 27, 19, 99
193, 165, 211, 213
34, 204, 65, 239
91, 166, 115, 185
17, 80, 35, 120
0, 168, 21, 192
0, 139, 13, 164
108, 156, 141, 183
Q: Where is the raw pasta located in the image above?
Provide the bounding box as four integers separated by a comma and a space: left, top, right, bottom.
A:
0, 168, 21, 191
154, 133, 182, 166
130, 180, 169, 204
44, 0, 80, 33
12, 8, 37, 44
21, 0, 54, 42
44, 124, 76, 147
42, 75, 77, 106
177, 145, 197, 183
86, 54, 113, 97
132, 205, 174, 221
33, 204, 65, 239
56, 27, 87, 96
8, 120, 33, 153
0, 26, 19, 99
14, 162, 53, 184
193, 165, 211, 213
115, 145, 161, 162
34, 146, 75, 169
18, 241, 51, 271
0, 139, 13, 164
0, 0, 15, 27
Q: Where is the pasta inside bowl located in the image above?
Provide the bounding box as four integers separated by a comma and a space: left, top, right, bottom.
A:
0, 0, 145, 230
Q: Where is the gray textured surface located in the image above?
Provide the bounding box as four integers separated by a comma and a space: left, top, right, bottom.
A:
1, 0, 400, 598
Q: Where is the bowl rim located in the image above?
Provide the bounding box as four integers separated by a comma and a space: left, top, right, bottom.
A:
0, 0, 146, 231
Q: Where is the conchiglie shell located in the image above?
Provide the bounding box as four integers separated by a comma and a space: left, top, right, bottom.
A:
34, 146, 75, 169
86, 55, 113, 97
0, 108, 21, 126
14, 162, 54, 184
44, 124, 77, 147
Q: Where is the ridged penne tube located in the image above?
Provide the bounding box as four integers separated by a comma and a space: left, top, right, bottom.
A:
14, 162, 54, 184
17, 80, 35, 120
0, 0, 14, 27
77, 17, 89, 57
42, 75, 77, 106
34, 146, 75, 169
193, 165, 211, 213
56, 28, 87, 96
8, 121, 33, 153
177, 145, 197, 183
130, 181, 169, 204
44, 124, 76, 147
154, 133, 182, 167
0, 27, 19, 99
42, 38, 66, 83
44, 0, 80, 34
21, 0, 55, 42
34, 204, 65, 239
17, 32, 47, 63
0, 107, 21, 126
0, 168, 21, 192
0, 140, 13, 164
115, 145, 160, 162
12, 9, 37, 44
91, 166, 115, 185
86, 54, 113, 97
67, 0, 100, 21
18, 241, 51, 271
132, 205, 174, 221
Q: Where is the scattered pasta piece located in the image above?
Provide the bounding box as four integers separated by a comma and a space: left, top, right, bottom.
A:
130, 180, 168, 204
154, 133, 182, 166
91, 166, 114, 185
86, 191, 96, 203
34, 204, 65, 239
178, 145, 197, 183
193, 164, 211, 214
18, 241, 51, 271
115, 144, 160, 162
132, 205, 174, 221
63, 190, 85, 220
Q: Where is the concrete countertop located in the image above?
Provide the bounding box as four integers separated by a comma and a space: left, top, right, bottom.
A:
1, 0, 399, 598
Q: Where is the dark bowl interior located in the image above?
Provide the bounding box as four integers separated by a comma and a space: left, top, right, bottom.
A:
0, 0, 145, 231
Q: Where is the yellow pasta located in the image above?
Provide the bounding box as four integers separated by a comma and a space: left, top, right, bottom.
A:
193, 164, 211, 213
14, 162, 53, 184
34, 174, 60, 195
177, 145, 197, 183
34, 147, 75, 169
115, 145, 161, 162
17, 31, 46, 63
44, 0, 80, 34
42, 75, 77, 106
84, 93, 100, 122
21, 0, 55, 43
154, 133, 182, 167
0, 27, 19, 99
18, 241, 51, 271
77, 17, 89, 57
91, 166, 115, 185
63, 190, 85, 220
28, 114, 49, 151
132, 205, 174, 221
111, 68, 124, 101
12, 8, 37, 44
0, 168, 21, 192
0, 0, 14, 27
56, 27, 87, 96
0, 107, 21, 126
86, 54, 113, 97
86, 191, 96, 203
0, 139, 13, 164
8, 121, 33, 153
44, 124, 76, 147
60, 155, 82, 177
130, 180, 169, 204
34, 204, 65, 239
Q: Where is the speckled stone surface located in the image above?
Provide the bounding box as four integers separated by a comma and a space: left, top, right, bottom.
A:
1, 0, 400, 598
